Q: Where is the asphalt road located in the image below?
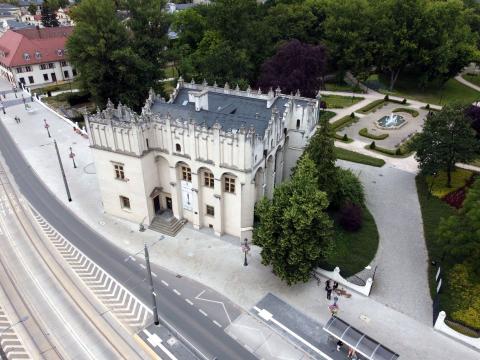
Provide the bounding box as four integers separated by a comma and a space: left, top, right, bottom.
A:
0, 119, 256, 360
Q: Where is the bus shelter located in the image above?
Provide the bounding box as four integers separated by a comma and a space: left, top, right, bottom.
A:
323, 316, 399, 360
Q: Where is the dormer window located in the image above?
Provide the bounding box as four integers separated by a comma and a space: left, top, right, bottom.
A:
35, 51, 41, 59
23, 52, 30, 61
57, 49, 63, 56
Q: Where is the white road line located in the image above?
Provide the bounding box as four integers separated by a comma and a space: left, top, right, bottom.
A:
213, 320, 222, 328
195, 289, 233, 324
161, 280, 169, 287
185, 299, 193, 306
139, 263, 146, 269
151, 272, 157, 278
173, 289, 181, 296
199, 309, 208, 317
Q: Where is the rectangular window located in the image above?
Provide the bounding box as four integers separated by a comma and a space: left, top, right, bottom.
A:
40, 64, 47, 70
224, 176, 235, 193
28, 76, 34, 84
120, 196, 130, 209
19, 77, 25, 84
16, 67, 23, 73
60, 61, 67, 66
114, 164, 125, 180
181, 166, 191, 182
64, 70, 69, 78
204, 171, 214, 188
48, 63, 54, 69
25, 66, 32, 72
72, 68, 77, 76
43, 73, 48, 81
206, 205, 214, 217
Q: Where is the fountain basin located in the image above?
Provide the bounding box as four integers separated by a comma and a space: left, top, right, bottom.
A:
376, 114, 407, 130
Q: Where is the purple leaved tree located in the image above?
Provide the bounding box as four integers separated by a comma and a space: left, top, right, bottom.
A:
464, 105, 480, 139
258, 39, 327, 98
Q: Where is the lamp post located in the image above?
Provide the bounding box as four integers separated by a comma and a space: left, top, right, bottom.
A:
242, 238, 250, 266
144, 242, 159, 325
54, 140, 72, 202
0, 316, 28, 336
69, 147, 76, 168
44, 119, 51, 138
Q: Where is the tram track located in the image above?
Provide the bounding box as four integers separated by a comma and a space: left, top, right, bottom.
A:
0, 161, 146, 360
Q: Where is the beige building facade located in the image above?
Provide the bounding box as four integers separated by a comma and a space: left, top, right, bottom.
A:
86, 79, 319, 239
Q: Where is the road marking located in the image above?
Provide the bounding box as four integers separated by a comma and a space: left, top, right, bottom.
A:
199, 309, 208, 317
143, 329, 177, 360
139, 263, 146, 270
161, 280, 169, 287
213, 320, 222, 328
152, 272, 157, 278
195, 289, 233, 324
173, 289, 181, 296
185, 299, 193, 306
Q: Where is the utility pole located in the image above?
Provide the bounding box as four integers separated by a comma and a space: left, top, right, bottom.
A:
54, 140, 72, 202
144, 243, 159, 325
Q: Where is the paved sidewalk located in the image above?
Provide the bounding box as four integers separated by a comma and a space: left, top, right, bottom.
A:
455, 74, 480, 92
0, 81, 478, 359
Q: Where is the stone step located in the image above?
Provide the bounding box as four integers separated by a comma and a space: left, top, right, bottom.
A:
148, 217, 186, 237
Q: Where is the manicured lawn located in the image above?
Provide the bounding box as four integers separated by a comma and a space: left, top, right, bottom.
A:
319, 110, 336, 123
367, 74, 480, 106
462, 73, 480, 88
321, 207, 379, 277
425, 169, 473, 198
334, 147, 385, 167
323, 94, 364, 109
33, 80, 80, 95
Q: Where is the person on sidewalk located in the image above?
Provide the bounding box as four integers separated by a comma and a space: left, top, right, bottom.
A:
333, 281, 339, 291
325, 280, 332, 300
336, 340, 343, 351
348, 347, 357, 359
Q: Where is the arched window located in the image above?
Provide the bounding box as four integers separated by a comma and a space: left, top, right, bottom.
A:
296, 119, 300, 129
175, 143, 181, 152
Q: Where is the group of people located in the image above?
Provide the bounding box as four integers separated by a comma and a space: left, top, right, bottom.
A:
325, 279, 338, 300
14, 116, 21, 123
336, 340, 358, 359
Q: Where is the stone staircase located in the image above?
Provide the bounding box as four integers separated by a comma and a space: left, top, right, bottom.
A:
148, 214, 186, 237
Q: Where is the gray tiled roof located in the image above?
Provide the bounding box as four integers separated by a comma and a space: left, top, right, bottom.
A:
150, 88, 291, 137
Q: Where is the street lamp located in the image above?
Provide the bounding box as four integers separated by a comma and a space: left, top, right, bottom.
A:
0, 316, 28, 336
44, 119, 51, 138
242, 238, 250, 266
69, 147, 76, 168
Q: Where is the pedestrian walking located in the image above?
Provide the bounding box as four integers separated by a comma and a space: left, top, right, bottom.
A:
336, 340, 343, 351
14, 116, 18, 123
17, 116, 21, 123
348, 347, 357, 359
325, 280, 332, 300
333, 281, 339, 290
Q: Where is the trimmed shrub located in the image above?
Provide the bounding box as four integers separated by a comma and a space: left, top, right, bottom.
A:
339, 203, 363, 232
331, 168, 365, 208
392, 107, 419, 117
370, 141, 376, 149
384, 94, 389, 101
350, 112, 355, 118
359, 128, 389, 140
402, 98, 407, 104
395, 148, 402, 155
343, 133, 348, 141
358, 99, 385, 114
426, 104, 430, 110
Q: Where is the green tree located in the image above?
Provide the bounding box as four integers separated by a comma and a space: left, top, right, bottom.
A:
41, 0, 60, 27
67, 0, 147, 110
125, 0, 170, 93
412, 104, 479, 187
304, 114, 338, 200
253, 154, 334, 285
331, 168, 365, 209
28, 3, 37, 15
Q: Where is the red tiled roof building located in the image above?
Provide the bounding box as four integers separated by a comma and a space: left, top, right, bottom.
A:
0, 26, 77, 87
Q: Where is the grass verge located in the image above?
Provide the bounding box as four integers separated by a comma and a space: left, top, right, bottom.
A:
334, 147, 385, 167
462, 73, 480, 88
320, 207, 379, 277
323, 94, 364, 109
359, 128, 389, 140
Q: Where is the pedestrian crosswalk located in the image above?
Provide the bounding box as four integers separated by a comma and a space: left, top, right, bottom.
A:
0, 306, 30, 360
30, 208, 152, 332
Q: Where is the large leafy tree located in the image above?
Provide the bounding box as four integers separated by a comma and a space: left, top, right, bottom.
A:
258, 39, 327, 98
253, 154, 334, 285
68, 0, 144, 110
412, 104, 479, 187
41, 0, 60, 27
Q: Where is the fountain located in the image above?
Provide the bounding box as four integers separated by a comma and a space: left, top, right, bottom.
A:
376, 113, 406, 130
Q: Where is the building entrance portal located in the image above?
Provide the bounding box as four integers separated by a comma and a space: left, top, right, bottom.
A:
153, 195, 161, 214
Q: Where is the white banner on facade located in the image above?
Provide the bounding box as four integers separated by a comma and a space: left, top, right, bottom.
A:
181, 180, 195, 211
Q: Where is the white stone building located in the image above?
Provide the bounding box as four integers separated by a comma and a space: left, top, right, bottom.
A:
86, 79, 319, 239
